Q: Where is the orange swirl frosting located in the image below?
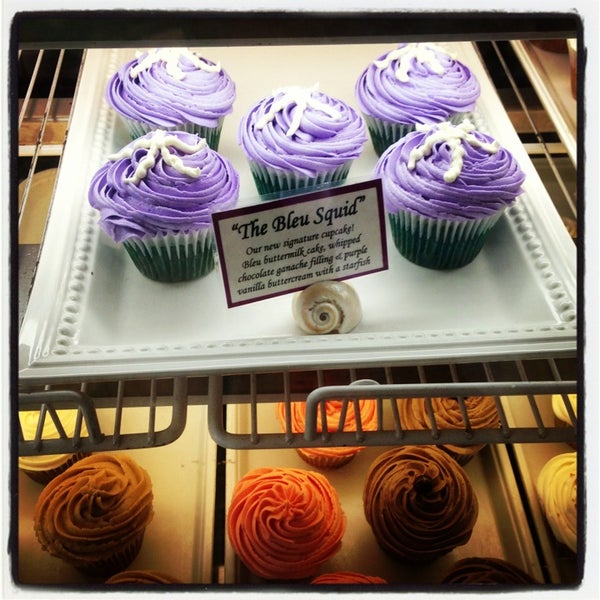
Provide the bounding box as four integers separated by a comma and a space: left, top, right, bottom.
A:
363, 446, 478, 562
398, 396, 499, 461
227, 467, 346, 580
312, 571, 388, 584
34, 454, 154, 571
276, 399, 378, 467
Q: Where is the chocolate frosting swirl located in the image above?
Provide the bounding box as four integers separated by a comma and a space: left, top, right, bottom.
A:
34, 454, 153, 569
374, 121, 525, 220
227, 467, 346, 580
355, 43, 480, 124
363, 446, 478, 561
441, 557, 539, 584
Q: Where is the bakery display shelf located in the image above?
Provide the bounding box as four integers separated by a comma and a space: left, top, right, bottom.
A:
17, 404, 218, 586
222, 403, 546, 585
18, 355, 577, 455
510, 40, 577, 167
18, 41, 576, 384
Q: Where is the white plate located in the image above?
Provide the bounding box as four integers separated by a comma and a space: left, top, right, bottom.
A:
19, 42, 577, 382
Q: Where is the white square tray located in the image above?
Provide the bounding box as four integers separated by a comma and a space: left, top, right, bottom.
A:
19, 42, 577, 382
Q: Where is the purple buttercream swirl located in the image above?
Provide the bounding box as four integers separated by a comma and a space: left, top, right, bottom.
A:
105, 49, 236, 129
238, 86, 367, 178
374, 123, 526, 220
88, 130, 239, 242
355, 43, 480, 124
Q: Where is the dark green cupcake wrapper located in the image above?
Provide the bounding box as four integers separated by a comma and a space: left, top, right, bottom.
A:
122, 117, 224, 150
388, 209, 504, 270
248, 161, 353, 199
123, 229, 216, 282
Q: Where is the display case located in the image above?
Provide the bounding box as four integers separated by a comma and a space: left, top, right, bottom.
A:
12, 8, 583, 593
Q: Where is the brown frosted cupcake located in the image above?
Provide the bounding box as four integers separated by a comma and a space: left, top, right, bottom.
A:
106, 570, 183, 584
363, 446, 478, 562
441, 557, 540, 584
19, 409, 89, 484
227, 467, 346, 580
276, 398, 378, 469
312, 571, 388, 584
397, 395, 499, 464
33, 453, 154, 576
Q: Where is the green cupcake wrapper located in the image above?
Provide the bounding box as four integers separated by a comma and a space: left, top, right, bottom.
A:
388, 209, 504, 270
123, 229, 216, 282
248, 161, 353, 199
365, 111, 473, 156
121, 117, 224, 150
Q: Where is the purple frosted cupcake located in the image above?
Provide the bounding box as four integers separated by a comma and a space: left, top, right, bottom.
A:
88, 129, 239, 282
238, 84, 367, 198
356, 43, 480, 155
105, 48, 236, 149
374, 119, 525, 269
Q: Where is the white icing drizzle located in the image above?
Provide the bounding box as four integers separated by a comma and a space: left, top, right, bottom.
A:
130, 48, 221, 80
374, 43, 454, 82
254, 83, 342, 136
109, 129, 206, 183
408, 120, 499, 183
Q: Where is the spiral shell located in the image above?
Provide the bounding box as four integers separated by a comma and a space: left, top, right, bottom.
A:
292, 280, 362, 334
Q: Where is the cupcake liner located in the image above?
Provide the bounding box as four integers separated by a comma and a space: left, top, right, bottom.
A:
248, 161, 353, 199
73, 530, 146, 577
20, 453, 90, 485
296, 448, 360, 470
120, 116, 224, 150
365, 112, 473, 156
388, 208, 504, 270
123, 228, 216, 282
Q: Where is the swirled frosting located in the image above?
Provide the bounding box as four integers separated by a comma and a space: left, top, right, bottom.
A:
33, 454, 154, 571
363, 446, 478, 561
88, 130, 239, 242
374, 120, 526, 220
105, 48, 235, 129
312, 571, 387, 584
106, 569, 183, 584
355, 43, 480, 124
238, 84, 367, 178
441, 557, 539, 584
552, 393, 577, 425
276, 399, 378, 467
536, 452, 577, 553
398, 396, 499, 462
226, 467, 346, 580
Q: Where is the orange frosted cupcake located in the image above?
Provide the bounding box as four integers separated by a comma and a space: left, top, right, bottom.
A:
227, 467, 346, 580
106, 570, 183, 584
276, 398, 378, 468
34, 454, 154, 576
397, 396, 499, 464
312, 571, 387, 584
19, 409, 89, 484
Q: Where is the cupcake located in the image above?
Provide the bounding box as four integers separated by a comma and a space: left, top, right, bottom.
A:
355, 42, 480, 155
374, 119, 526, 269
106, 570, 183, 584
536, 451, 577, 554
441, 557, 540, 584
312, 571, 387, 584
276, 398, 378, 469
363, 446, 478, 562
552, 393, 577, 448
226, 467, 346, 580
19, 409, 88, 484
33, 454, 154, 576
105, 47, 235, 149
238, 84, 367, 198
397, 395, 499, 465
88, 129, 239, 282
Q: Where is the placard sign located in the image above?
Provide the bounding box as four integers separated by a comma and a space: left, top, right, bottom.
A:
213, 179, 388, 308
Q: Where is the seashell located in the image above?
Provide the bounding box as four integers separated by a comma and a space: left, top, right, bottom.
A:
292, 280, 362, 334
